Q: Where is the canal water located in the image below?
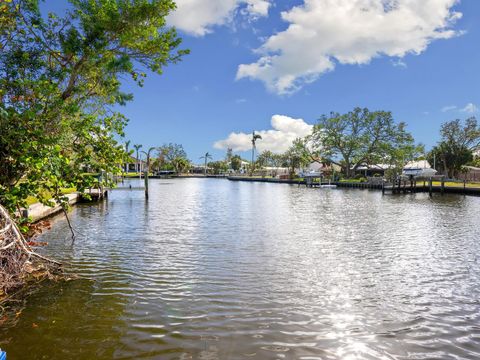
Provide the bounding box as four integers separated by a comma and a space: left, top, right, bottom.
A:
1, 178, 480, 359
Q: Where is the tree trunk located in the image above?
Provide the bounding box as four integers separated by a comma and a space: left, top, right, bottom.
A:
345, 161, 351, 178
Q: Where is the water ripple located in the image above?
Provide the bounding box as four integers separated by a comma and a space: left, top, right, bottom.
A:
1, 179, 480, 359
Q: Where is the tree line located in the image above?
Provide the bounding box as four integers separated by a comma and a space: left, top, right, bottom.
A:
252, 108, 480, 180
1, 1, 479, 217
0, 0, 188, 214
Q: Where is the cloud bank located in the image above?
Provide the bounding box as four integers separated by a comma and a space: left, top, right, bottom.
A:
168, 0, 271, 36
214, 115, 313, 154
237, 0, 462, 94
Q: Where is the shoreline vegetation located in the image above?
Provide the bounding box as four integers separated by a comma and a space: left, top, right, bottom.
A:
1, 0, 189, 302
0, 0, 479, 329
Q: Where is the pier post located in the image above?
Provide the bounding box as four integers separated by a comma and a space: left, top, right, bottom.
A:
429, 177, 433, 197
382, 181, 385, 195
464, 180, 466, 196
144, 170, 149, 199
441, 179, 445, 195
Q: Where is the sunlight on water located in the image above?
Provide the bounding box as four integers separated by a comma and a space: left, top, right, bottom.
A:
1, 178, 480, 359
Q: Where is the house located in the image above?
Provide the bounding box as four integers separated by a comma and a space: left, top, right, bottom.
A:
190, 164, 210, 174
458, 166, 480, 182
354, 164, 391, 177
124, 156, 145, 173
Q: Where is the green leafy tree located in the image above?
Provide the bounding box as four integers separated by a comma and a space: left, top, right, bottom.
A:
428, 143, 473, 179
291, 137, 323, 166
469, 156, 480, 168
157, 143, 188, 172
171, 157, 191, 174
384, 144, 425, 181
312, 108, 416, 178
256, 150, 275, 168
281, 145, 309, 178
230, 155, 242, 171
427, 118, 479, 178
0, 0, 188, 214
208, 161, 228, 175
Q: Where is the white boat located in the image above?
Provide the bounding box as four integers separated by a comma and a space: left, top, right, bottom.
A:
402, 160, 437, 178
402, 167, 437, 178
300, 170, 322, 178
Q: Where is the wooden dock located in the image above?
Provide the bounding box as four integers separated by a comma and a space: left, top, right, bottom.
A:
227, 176, 480, 197
381, 179, 478, 197
82, 188, 108, 201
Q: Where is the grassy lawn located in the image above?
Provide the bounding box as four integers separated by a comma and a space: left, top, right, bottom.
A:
418, 181, 480, 188
123, 172, 142, 178
339, 179, 367, 183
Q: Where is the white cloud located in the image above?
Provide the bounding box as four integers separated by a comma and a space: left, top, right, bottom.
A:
392, 58, 407, 68
168, 0, 271, 36
237, 0, 462, 94
251, 0, 270, 16
461, 103, 478, 114
441, 105, 457, 112
214, 115, 313, 153
441, 103, 478, 113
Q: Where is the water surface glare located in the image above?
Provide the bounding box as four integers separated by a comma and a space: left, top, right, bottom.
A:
1, 178, 480, 359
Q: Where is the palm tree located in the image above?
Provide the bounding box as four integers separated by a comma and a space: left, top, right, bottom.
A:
124, 140, 131, 173
251, 131, 262, 173
141, 147, 156, 174
133, 144, 142, 178
172, 157, 190, 174
200, 152, 213, 176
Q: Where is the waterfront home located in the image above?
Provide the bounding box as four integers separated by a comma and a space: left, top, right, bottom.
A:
458, 166, 480, 182
354, 164, 391, 177
124, 156, 146, 173
190, 164, 211, 174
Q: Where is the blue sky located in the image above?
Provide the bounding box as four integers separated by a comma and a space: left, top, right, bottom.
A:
45, 1, 480, 162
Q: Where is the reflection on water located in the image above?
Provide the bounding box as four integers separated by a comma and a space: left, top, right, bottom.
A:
1, 179, 480, 359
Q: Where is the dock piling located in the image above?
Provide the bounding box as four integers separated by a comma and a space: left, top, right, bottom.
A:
144, 170, 149, 199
